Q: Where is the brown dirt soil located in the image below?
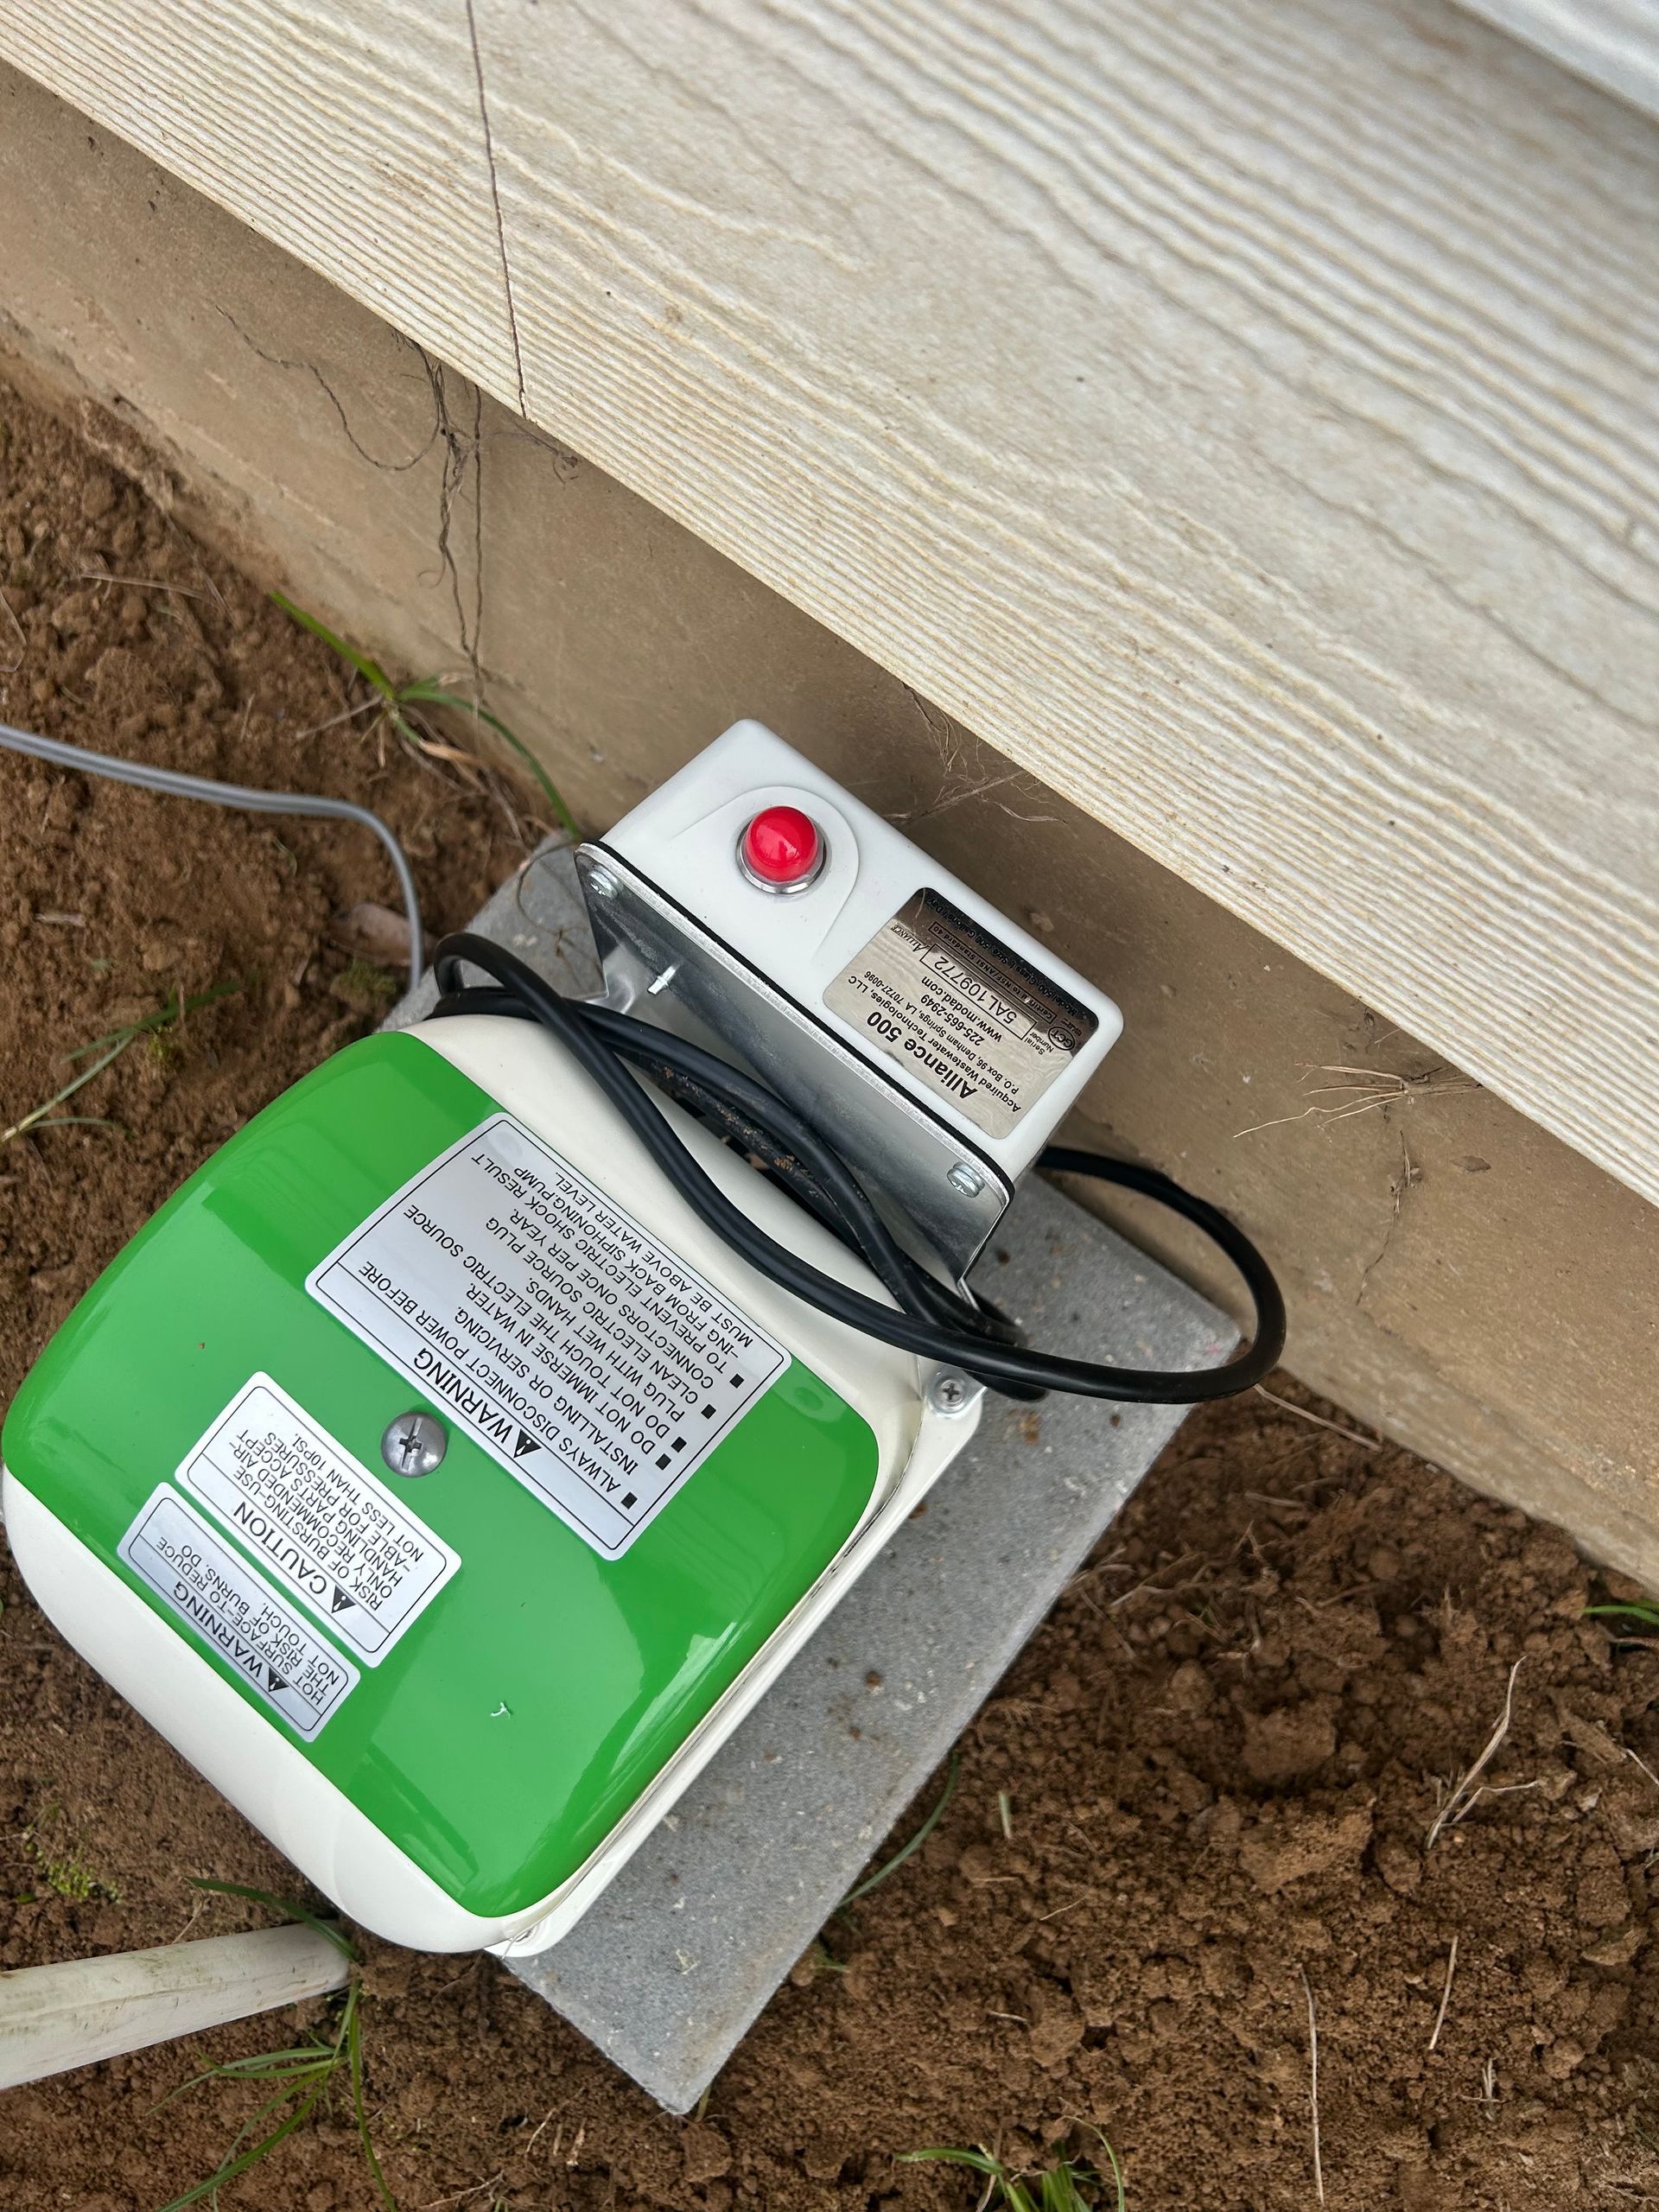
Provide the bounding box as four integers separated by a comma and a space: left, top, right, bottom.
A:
3, 371, 1659, 2212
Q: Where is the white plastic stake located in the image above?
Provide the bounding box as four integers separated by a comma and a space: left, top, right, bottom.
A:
0, 1923, 352, 2088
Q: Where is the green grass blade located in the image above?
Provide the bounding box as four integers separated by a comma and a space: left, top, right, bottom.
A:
61, 1033, 128, 1065
903, 2140, 1122, 2212
147, 2064, 236, 2115
68, 976, 246, 1061
1093, 2133, 1127, 2212
171, 975, 249, 1019
213, 2069, 334, 2170
7, 976, 249, 1146
268, 595, 581, 836
56, 1033, 132, 1069
210, 2047, 334, 2076
4, 1039, 127, 1143
154, 2079, 327, 2212
899, 2147, 1005, 2176
1586, 1602, 1659, 1630
842, 1751, 960, 1906
270, 592, 397, 700
397, 680, 578, 837
1042, 2170, 1091, 2212
348, 1984, 399, 2210
146, 2044, 329, 2117
386, 705, 428, 754
150, 1886, 394, 2211
190, 1875, 355, 1959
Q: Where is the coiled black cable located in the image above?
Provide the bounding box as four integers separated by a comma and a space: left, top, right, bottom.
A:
430, 932, 1286, 1404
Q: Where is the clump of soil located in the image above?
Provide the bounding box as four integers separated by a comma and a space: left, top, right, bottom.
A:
3, 370, 1659, 2211
0, 372, 528, 1410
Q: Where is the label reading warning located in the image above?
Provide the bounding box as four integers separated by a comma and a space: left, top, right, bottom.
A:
306, 1113, 788, 1560
824, 887, 1097, 1141
177, 1374, 459, 1662
119, 1487, 358, 1739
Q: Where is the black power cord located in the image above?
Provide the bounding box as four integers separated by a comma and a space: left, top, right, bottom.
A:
430, 932, 1286, 1405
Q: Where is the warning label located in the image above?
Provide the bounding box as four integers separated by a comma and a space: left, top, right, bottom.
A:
306, 1114, 788, 1559
119, 1487, 358, 1739
825, 887, 1096, 1141
177, 1374, 459, 1662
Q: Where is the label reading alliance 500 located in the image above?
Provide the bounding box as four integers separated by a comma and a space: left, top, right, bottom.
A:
307, 1114, 786, 1559
826, 887, 1097, 1140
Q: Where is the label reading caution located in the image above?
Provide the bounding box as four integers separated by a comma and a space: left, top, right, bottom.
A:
119, 1487, 358, 1738
177, 1374, 459, 1662
306, 1113, 787, 1559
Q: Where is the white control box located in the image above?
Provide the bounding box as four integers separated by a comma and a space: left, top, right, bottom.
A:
584, 723, 1122, 1274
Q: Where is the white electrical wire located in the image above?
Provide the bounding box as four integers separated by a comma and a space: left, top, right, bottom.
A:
0, 722, 423, 974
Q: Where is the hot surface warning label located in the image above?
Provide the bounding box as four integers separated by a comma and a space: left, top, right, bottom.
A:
306, 1113, 788, 1559
177, 1374, 459, 1662
825, 887, 1096, 1141
119, 1487, 358, 1738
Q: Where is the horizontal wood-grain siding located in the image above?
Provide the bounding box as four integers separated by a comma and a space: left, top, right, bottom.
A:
3, 0, 1657, 1202
1456, 0, 1659, 119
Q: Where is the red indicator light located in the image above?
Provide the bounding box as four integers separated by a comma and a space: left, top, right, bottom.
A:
740, 804, 823, 890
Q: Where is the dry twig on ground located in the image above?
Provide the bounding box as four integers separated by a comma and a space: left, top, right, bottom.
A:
1427, 1659, 1524, 1850
1300, 1967, 1325, 2207
1428, 1936, 1459, 2053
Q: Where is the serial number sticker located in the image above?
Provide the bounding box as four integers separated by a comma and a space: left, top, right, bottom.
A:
177, 1374, 459, 1663
306, 1113, 788, 1560
824, 887, 1098, 1141
118, 1486, 359, 1739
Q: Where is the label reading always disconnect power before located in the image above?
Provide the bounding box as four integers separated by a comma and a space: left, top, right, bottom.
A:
119, 1486, 358, 1739
177, 1374, 459, 1662
307, 1114, 787, 1560
825, 887, 1097, 1141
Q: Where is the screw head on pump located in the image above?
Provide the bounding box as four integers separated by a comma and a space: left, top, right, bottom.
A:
925, 1368, 980, 1419
380, 1410, 448, 1477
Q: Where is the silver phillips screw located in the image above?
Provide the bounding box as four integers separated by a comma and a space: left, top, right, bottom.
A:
926, 1367, 980, 1419
381, 1411, 448, 1477
947, 1161, 985, 1198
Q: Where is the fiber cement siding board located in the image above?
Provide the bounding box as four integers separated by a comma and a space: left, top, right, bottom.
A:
1454, 0, 1659, 120
0, 0, 520, 404
2, 1, 1657, 1207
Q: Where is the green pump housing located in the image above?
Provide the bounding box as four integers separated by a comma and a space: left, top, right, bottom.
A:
1, 1028, 886, 1943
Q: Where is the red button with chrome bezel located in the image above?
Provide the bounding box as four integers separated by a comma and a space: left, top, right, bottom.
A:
739, 804, 824, 891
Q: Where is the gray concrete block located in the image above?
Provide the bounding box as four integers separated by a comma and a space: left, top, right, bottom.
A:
511, 1184, 1228, 2107
391, 844, 1231, 2111
388, 839, 601, 1031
